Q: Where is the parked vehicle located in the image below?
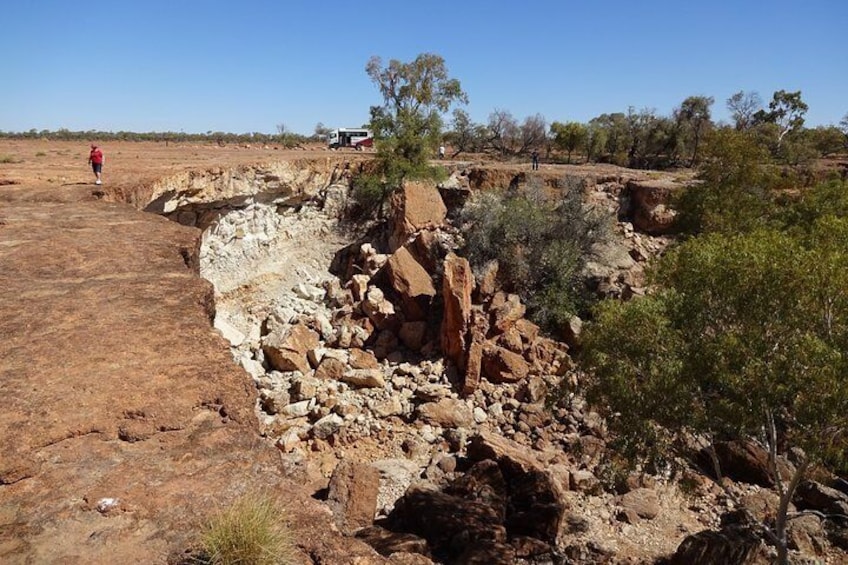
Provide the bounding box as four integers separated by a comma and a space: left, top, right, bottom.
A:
327, 128, 373, 150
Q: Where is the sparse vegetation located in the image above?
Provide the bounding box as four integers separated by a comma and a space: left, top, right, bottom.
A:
460, 178, 610, 332
0, 154, 21, 163
199, 494, 296, 565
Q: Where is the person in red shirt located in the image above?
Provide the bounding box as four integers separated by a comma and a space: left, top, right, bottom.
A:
88, 144, 105, 185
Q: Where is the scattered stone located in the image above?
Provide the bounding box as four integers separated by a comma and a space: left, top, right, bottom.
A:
417, 398, 474, 429
263, 323, 320, 374
489, 292, 526, 334
481, 343, 529, 384
312, 414, 344, 439
620, 488, 661, 520
342, 369, 387, 389
350, 347, 380, 369
314, 356, 346, 381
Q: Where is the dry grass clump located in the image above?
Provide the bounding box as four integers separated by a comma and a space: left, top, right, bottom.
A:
200, 493, 297, 565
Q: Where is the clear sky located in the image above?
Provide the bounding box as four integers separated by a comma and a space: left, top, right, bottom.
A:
1, 0, 845, 135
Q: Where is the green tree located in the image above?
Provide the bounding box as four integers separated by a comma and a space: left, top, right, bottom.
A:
446, 108, 480, 157
585, 121, 608, 163
726, 90, 763, 131
675, 96, 714, 166
550, 121, 588, 163
588, 112, 630, 165
675, 128, 775, 234
754, 89, 809, 149
356, 53, 467, 217
582, 225, 848, 565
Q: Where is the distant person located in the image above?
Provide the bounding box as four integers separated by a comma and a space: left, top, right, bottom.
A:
438, 145, 446, 159
531, 149, 539, 171
88, 144, 104, 185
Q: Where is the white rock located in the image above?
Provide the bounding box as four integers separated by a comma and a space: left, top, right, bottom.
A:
214, 316, 246, 347
282, 400, 313, 418
312, 413, 344, 439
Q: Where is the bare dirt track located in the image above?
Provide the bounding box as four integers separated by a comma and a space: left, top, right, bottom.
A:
0, 139, 387, 564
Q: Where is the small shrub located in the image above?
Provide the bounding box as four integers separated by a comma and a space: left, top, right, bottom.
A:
460, 178, 610, 332
0, 154, 20, 164
35, 151, 47, 157
200, 494, 296, 565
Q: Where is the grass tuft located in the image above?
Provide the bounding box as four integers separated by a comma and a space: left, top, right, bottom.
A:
200, 494, 296, 565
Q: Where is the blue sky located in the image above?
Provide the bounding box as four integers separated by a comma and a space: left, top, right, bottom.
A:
1, 1, 845, 134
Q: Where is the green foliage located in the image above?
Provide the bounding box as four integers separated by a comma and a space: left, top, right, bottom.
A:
753, 89, 809, 150
675, 128, 777, 234
674, 96, 714, 166
582, 226, 848, 469
550, 121, 588, 163
356, 53, 466, 218
200, 494, 296, 565
445, 108, 484, 156
582, 294, 685, 460
779, 178, 848, 231
460, 181, 610, 331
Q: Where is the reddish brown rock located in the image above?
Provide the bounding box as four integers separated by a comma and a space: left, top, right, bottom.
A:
350, 347, 381, 370
384, 247, 436, 321
623, 179, 680, 235
489, 292, 526, 334
408, 230, 440, 273
481, 343, 530, 383
417, 398, 474, 429
497, 326, 525, 354
475, 260, 499, 302
463, 341, 484, 395
328, 460, 380, 534
620, 488, 661, 520
315, 356, 346, 381
263, 323, 320, 374
466, 433, 566, 543
440, 253, 473, 370
388, 181, 447, 252
0, 192, 385, 563
362, 286, 400, 331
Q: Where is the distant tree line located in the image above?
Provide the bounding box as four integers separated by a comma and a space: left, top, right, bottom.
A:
444, 92, 848, 170
0, 128, 312, 147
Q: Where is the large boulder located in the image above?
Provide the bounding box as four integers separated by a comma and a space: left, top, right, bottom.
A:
666, 526, 769, 564
388, 181, 447, 252
327, 460, 381, 534
466, 433, 566, 543
440, 253, 474, 370
388, 484, 510, 564
417, 398, 474, 429
383, 247, 437, 321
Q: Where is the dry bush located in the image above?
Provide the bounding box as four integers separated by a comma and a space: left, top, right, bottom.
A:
200, 493, 297, 565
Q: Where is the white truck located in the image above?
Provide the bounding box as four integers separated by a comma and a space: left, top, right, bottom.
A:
327, 128, 373, 150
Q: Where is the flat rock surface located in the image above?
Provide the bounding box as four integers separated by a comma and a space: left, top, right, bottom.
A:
0, 142, 385, 564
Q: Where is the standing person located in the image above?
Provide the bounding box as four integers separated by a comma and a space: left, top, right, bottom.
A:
438, 144, 446, 159
531, 149, 539, 171
88, 144, 105, 185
